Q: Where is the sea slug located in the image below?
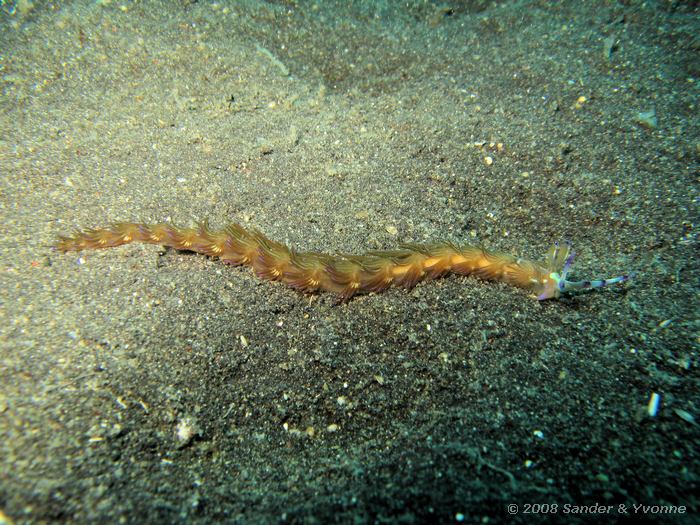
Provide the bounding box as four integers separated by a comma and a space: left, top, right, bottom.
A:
55, 221, 632, 301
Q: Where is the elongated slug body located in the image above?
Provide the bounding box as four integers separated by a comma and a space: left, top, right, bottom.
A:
55, 221, 632, 301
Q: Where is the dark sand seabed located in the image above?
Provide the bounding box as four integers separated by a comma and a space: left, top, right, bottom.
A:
0, 0, 698, 523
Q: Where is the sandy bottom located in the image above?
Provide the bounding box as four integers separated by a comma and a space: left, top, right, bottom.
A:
0, 1, 697, 523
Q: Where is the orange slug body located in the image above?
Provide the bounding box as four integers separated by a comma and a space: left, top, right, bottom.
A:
55, 221, 632, 301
